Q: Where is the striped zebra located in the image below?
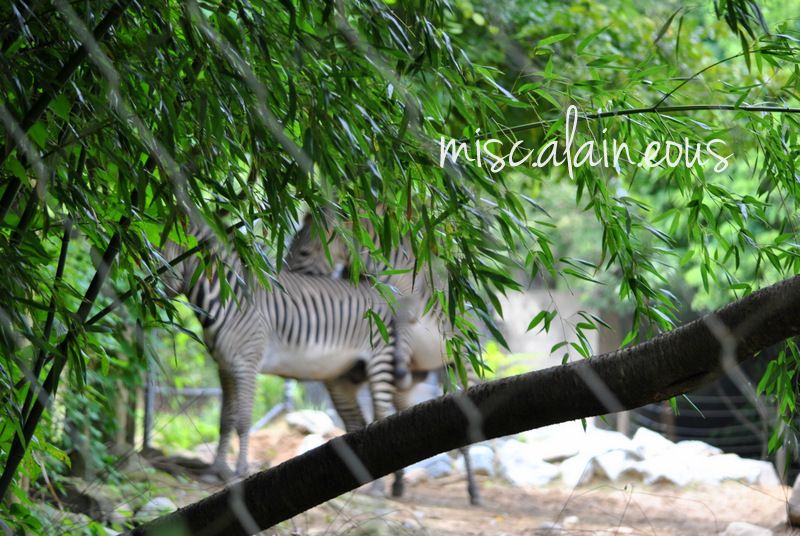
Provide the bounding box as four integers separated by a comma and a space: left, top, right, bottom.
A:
161, 226, 410, 478
286, 213, 483, 504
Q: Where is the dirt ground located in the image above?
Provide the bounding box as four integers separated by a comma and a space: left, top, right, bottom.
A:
260, 477, 793, 535
207, 424, 797, 536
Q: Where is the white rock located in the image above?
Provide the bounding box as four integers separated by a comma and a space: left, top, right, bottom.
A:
720, 521, 773, 536
454, 445, 495, 477
675, 439, 722, 457
686, 457, 724, 486
696, 454, 775, 486
517, 421, 585, 462
136, 497, 177, 521
632, 454, 692, 486
581, 426, 639, 459
407, 453, 453, 479
557, 425, 640, 485
563, 515, 579, 527
403, 467, 429, 485
560, 454, 595, 487
755, 460, 781, 486
497, 440, 559, 487
295, 433, 326, 456
285, 410, 336, 436
593, 449, 640, 482
632, 427, 676, 458
507, 458, 560, 487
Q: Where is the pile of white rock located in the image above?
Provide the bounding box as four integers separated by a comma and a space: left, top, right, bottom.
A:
393, 419, 781, 489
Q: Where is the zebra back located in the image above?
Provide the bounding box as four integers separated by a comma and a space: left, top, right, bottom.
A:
162, 225, 401, 370
285, 212, 443, 318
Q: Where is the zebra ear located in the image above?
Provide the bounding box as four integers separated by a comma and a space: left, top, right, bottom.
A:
303, 212, 313, 226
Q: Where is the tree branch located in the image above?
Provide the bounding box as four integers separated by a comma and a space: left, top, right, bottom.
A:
130, 274, 800, 536
474, 104, 800, 140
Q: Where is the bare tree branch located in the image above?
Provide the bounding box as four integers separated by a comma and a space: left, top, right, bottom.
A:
131, 274, 800, 536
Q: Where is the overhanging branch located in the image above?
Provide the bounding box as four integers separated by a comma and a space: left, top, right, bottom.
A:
130, 274, 800, 536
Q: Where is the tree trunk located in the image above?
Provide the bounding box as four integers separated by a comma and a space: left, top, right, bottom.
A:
130, 275, 800, 536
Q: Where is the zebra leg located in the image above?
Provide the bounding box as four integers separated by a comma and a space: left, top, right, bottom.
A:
325, 377, 381, 492
324, 377, 366, 433
233, 365, 257, 476
442, 363, 482, 506
211, 366, 237, 479
390, 386, 417, 498
366, 351, 400, 496
459, 446, 481, 505
366, 350, 396, 423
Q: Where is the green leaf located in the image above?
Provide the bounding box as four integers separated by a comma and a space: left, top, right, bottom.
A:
50, 94, 71, 121
577, 26, 608, 54
538, 33, 572, 48
27, 122, 48, 149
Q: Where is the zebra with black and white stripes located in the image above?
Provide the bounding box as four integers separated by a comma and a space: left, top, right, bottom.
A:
285, 213, 483, 504
161, 226, 410, 478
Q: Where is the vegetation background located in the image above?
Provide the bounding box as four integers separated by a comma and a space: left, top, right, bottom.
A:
1, 0, 799, 533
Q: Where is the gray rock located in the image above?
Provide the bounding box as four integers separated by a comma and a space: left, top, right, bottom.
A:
285, 410, 336, 436
454, 445, 495, 476
535, 521, 563, 534
720, 522, 773, 536
497, 440, 559, 487
136, 497, 178, 521
407, 453, 453, 479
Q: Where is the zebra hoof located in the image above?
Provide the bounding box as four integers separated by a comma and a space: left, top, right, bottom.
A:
207, 461, 235, 482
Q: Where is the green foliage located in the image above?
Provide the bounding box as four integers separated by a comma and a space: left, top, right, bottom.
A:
0, 0, 799, 531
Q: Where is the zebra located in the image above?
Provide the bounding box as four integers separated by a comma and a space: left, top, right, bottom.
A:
285, 212, 483, 504
160, 225, 411, 479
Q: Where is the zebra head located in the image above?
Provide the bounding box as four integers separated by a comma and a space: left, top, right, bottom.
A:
160, 238, 195, 298
285, 212, 349, 278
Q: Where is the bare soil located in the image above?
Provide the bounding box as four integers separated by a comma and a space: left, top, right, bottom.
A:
236, 426, 797, 535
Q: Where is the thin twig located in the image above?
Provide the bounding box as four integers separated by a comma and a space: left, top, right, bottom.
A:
472, 104, 800, 140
